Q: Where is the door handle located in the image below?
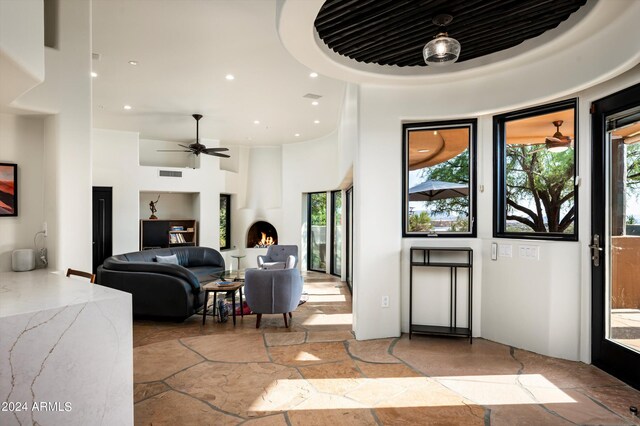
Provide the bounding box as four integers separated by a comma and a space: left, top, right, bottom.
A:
589, 234, 603, 267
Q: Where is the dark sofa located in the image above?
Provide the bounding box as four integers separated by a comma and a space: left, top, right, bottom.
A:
97, 246, 225, 320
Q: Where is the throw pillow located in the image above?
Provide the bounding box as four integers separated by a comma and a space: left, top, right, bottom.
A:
156, 254, 179, 264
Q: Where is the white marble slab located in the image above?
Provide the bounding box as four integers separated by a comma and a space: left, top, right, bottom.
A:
0, 270, 133, 425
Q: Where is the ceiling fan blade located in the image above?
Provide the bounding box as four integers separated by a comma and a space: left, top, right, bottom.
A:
203, 147, 229, 153
204, 152, 231, 158
157, 149, 192, 152
178, 144, 193, 150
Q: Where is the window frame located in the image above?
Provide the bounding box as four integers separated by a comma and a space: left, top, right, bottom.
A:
219, 193, 231, 250
402, 118, 477, 238
493, 98, 579, 241
307, 191, 328, 272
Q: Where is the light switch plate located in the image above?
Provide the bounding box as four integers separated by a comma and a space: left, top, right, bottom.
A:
491, 243, 497, 260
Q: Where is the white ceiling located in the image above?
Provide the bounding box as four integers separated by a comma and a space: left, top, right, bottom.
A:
91, 0, 347, 146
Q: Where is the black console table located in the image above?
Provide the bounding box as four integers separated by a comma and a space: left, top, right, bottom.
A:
409, 246, 473, 343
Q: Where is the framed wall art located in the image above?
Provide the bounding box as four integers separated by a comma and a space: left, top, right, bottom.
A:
0, 163, 17, 217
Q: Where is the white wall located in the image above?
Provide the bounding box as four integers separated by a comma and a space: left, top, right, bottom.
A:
93, 129, 224, 255
354, 62, 640, 359
0, 0, 44, 106
3, 0, 92, 273
0, 114, 45, 272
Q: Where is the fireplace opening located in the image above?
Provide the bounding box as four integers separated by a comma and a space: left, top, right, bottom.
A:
247, 221, 278, 248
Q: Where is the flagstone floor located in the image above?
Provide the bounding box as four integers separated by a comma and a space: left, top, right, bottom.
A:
133, 272, 640, 425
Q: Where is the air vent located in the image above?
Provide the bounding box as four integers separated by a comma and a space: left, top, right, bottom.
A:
159, 170, 182, 178
303, 93, 322, 99
92, 52, 101, 60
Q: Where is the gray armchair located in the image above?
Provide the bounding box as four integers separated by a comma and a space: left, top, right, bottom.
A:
257, 245, 298, 270
244, 268, 304, 328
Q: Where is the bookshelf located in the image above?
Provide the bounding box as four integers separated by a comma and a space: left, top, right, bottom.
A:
140, 219, 198, 250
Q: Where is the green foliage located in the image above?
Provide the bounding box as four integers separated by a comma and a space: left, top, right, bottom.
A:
450, 216, 469, 232
628, 215, 637, 225
419, 150, 470, 215
505, 145, 575, 233
311, 192, 327, 226
408, 211, 433, 232
627, 142, 640, 194
219, 196, 228, 248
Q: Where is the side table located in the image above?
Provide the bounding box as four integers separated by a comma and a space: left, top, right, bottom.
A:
201, 281, 244, 326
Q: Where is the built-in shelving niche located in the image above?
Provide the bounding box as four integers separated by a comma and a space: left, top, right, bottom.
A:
139, 191, 199, 222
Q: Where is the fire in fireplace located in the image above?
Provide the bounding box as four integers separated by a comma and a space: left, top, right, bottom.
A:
247, 221, 278, 248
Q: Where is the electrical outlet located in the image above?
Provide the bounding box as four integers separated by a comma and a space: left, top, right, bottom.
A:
491, 242, 497, 260
381, 295, 389, 308
518, 244, 539, 260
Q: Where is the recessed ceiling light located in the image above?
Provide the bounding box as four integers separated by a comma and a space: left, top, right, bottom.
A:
123, 105, 132, 110
314, 120, 320, 124
91, 71, 98, 78
418, 149, 430, 153
433, 131, 438, 135
311, 101, 319, 106
253, 120, 260, 125
309, 72, 318, 78
128, 60, 138, 66
225, 74, 235, 81
295, 133, 300, 137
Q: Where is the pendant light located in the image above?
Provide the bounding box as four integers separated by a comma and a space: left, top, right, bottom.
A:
423, 14, 461, 66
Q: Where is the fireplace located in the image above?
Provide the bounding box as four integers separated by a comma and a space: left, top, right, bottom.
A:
247, 221, 278, 248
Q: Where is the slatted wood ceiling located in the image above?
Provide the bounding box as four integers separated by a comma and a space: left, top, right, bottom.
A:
314, 0, 588, 67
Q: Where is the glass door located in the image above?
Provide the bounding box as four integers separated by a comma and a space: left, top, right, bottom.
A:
308, 192, 327, 272
591, 83, 640, 389
346, 187, 353, 291
330, 191, 342, 276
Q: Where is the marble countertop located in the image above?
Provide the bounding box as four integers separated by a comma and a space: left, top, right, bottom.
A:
0, 269, 130, 318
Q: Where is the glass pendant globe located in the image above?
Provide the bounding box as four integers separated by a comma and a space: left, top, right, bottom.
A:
423, 33, 461, 66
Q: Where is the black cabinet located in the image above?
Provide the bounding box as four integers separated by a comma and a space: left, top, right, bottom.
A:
140, 219, 198, 250
409, 246, 473, 343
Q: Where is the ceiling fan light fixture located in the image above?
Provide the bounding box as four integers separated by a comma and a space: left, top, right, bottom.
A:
423, 14, 461, 66
545, 120, 572, 152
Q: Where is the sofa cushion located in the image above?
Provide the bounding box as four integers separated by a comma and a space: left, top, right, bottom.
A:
156, 254, 179, 264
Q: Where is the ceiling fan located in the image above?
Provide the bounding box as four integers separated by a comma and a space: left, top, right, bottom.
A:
528, 120, 573, 154
157, 114, 230, 158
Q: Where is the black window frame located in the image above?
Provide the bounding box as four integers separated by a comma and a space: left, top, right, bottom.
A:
219, 193, 231, 250
493, 98, 578, 241
402, 118, 477, 238
307, 191, 328, 272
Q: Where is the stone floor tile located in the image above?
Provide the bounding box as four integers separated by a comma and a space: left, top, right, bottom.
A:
134, 339, 204, 382
268, 341, 351, 366
355, 360, 422, 378
515, 348, 623, 389
393, 336, 521, 376
264, 332, 306, 347
134, 390, 240, 426
242, 413, 289, 425
582, 385, 640, 425
166, 361, 313, 418
298, 360, 363, 394
375, 406, 485, 426
289, 408, 377, 425
544, 388, 631, 425
347, 338, 399, 363
181, 333, 269, 363
488, 404, 573, 426
377, 377, 473, 409
306, 330, 354, 343
134, 382, 170, 403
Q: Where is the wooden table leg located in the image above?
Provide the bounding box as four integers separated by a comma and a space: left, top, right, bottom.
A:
239, 287, 244, 318
232, 289, 237, 326
202, 290, 209, 325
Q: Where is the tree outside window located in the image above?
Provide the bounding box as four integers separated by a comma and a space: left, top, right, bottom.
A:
494, 100, 578, 239
220, 194, 230, 249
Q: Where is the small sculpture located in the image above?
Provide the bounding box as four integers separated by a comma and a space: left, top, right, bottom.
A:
149, 195, 160, 220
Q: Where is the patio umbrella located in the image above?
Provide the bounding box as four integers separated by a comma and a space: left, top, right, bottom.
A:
408, 179, 469, 201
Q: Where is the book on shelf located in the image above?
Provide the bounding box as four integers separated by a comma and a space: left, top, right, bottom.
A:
186, 227, 194, 232
169, 234, 177, 243
170, 226, 184, 231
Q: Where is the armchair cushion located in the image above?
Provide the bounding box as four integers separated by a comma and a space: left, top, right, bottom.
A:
256, 245, 299, 270
244, 268, 304, 315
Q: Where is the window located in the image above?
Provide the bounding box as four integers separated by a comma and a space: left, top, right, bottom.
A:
494, 99, 578, 240
403, 119, 477, 237
220, 194, 231, 249
331, 190, 342, 276
308, 192, 327, 271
